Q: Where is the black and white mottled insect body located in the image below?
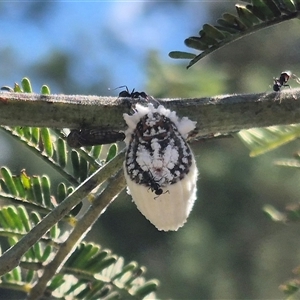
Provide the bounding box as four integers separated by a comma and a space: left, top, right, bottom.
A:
125, 113, 193, 187
123, 103, 198, 231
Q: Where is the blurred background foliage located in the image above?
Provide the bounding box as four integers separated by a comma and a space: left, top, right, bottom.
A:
1, 1, 300, 299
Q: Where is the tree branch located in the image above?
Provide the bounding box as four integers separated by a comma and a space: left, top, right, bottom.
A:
27, 168, 126, 300
0, 150, 125, 276
1, 90, 300, 139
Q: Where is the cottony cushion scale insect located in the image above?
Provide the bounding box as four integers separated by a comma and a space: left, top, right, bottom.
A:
123, 103, 198, 231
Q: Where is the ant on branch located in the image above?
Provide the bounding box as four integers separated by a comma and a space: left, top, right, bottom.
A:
273, 71, 300, 92
112, 85, 161, 109
142, 171, 169, 199
114, 85, 148, 99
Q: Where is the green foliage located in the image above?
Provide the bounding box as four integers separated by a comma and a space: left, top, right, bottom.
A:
1, 126, 104, 186
236, 125, 300, 157
0, 204, 158, 299
169, 0, 300, 68
0, 168, 75, 221
280, 279, 300, 296
262, 203, 300, 298
2, 2, 300, 295
0, 78, 159, 299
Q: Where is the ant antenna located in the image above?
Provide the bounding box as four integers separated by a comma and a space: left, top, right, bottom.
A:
108, 85, 129, 92
154, 190, 170, 200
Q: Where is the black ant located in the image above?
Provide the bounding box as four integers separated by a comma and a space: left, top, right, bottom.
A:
142, 171, 169, 199
112, 85, 162, 109
116, 85, 148, 99
273, 71, 300, 92
273, 71, 292, 92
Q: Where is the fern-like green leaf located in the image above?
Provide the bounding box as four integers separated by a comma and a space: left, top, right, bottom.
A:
273, 158, 300, 168
0, 205, 60, 257
41, 84, 51, 95
1, 167, 18, 196
0, 223, 159, 299
169, 0, 300, 68
280, 279, 300, 296
236, 124, 300, 156
168, 51, 196, 59
0, 168, 81, 223
13, 83, 22, 93
91, 145, 102, 160
106, 144, 118, 163
21, 77, 33, 93
61, 244, 159, 299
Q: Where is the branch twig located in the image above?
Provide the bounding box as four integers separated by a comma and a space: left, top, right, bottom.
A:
0, 150, 125, 276
27, 168, 126, 300
1, 90, 300, 139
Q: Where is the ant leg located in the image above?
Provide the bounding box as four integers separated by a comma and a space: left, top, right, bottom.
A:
292, 74, 300, 85
147, 95, 161, 108
154, 190, 170, 200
